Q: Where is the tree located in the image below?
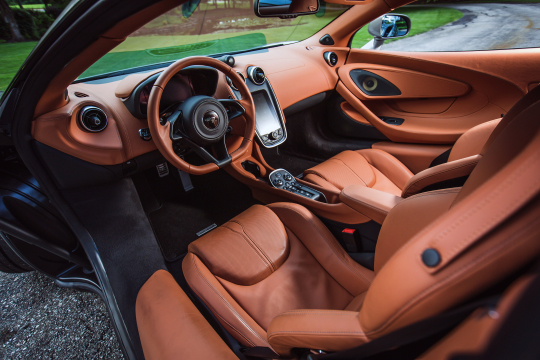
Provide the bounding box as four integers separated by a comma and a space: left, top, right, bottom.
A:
0, 0, 25, 42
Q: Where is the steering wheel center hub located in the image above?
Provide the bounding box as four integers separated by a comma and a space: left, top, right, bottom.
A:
203, 110, 220, 130
180, 95, 228, 145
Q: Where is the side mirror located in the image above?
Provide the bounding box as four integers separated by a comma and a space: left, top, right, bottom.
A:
255, 0, 319, 18
365, 14, 411, 50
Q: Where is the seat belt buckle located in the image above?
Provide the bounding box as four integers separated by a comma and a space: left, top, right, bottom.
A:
342, 228, 358, 253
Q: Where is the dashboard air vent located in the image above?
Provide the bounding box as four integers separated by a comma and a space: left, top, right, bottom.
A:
323, 52, 338, 67
74, 92, 89, 98
226, 72, 245, 91
247, 66, 266, 85
79, 106, 108, 132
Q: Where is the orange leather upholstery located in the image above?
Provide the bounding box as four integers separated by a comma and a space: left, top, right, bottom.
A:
400, 154, 482, 198
303, 149, 412, 196
183, 204, 374, 350
339, 185, 403, 224
303, 119, 501, 201
136, 270, 239, 360
183, 97, 540, 357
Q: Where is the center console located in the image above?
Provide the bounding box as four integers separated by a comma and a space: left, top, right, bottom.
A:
269, 169, 326, 203
228, 66, 287, 148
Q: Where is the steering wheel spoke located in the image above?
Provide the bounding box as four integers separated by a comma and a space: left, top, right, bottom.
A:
218, 99, 246, 121
180, 136, 231, 168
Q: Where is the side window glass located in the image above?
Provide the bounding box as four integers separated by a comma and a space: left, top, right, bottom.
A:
351, 3, 540, 51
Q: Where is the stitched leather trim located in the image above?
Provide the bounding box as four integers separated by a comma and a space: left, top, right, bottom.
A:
229, 219, 278, 272
402, 157, 480, 197
189, 255, 271, 347
340, 192, 389, 215
271, 204, 372, 289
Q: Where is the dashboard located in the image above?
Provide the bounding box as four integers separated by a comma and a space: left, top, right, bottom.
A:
31, 45, 344, 180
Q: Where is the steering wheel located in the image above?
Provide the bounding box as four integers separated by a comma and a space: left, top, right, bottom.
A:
147, 56, 256, 175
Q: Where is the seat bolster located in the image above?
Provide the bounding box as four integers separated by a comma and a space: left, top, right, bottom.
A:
182, 253, 271, 349
358, 149, 414, 190
267, 203, 374, 296
267, 309, 368, 356
449, 119, 500, 162
401, 155, 482, 198
135, 270, 238, 360
303, 173, 341, 192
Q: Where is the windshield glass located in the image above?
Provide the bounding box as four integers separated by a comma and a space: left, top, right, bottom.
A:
80, 0, 349, 79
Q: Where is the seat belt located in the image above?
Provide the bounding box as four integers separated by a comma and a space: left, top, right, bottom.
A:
307, 295, 500, 360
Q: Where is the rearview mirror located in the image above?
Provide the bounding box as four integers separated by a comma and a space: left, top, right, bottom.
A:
365, 14, 411, 50
255, 0, 319, 18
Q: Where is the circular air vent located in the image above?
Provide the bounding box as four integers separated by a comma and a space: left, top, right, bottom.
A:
323, 52, 338, 67
226, 72, 245, 91
247, 66, 266, 85
79, 106, 108, 132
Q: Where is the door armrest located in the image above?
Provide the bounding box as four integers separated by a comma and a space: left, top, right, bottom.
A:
340, 185, 403, 224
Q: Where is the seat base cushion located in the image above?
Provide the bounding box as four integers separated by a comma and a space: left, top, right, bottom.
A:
303, 149, 413, 196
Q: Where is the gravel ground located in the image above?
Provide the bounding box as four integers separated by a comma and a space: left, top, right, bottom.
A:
0, 271, 124, 360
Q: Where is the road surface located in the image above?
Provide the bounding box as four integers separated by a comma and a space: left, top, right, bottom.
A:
384, 3, 540, 51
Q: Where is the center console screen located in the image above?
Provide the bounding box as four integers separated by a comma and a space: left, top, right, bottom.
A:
253, 90, 282, 139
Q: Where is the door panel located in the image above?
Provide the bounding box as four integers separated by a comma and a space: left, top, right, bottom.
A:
338, 64, 470, 100
337, 49, 529, 144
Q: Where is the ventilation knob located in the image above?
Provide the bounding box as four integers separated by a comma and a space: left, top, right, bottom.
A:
79, 106, 108, 132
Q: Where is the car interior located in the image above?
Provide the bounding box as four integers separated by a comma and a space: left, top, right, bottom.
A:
1, 0, 540, 359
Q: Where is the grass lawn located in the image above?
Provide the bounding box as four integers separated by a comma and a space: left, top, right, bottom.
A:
0, 41, 37, 92
9, 4, 46, 9
351, 6, 463, 48
80, 8, 347, 78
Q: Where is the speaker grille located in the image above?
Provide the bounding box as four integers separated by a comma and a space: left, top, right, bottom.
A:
79, 106, 108, 132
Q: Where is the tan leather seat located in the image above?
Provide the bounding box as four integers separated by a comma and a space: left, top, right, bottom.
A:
302, 120, 499, 196
183, 95, 540, 357
302, 85, 540, 197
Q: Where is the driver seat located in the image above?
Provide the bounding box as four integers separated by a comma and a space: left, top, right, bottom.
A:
182, 97, 540, 357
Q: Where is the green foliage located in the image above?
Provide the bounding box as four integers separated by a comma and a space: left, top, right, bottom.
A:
31, 10, 54, 37
12, 8, 38, 40
0, 8, 55, 41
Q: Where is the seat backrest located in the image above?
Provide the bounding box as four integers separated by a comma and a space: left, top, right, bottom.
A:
361, 98, 540, 340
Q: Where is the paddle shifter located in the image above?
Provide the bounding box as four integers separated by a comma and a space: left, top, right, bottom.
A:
269, 169, 326, 202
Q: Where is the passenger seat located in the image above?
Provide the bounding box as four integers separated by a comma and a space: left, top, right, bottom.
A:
303, 85, 540, 198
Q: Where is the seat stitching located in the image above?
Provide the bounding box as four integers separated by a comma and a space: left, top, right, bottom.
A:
330, 158, 369, 187
364, 216, 539, 337
229, 219, 277, 271
274, 311, 359, 317
340, 192, 389, 215
190, 255, 271, 347
304, 169, 330, 182
403, 159, 480, 195
277, 205, 372, 288
187, 266, 256, 346
221, 224, 273, 272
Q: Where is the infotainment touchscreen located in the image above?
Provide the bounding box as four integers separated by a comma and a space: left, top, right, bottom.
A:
252, 90, 281, 136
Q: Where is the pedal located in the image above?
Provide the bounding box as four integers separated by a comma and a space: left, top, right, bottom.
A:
156, 163, 169, 177
177, 169, 194, 192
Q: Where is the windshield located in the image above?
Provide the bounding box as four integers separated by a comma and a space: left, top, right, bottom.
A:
80, 0, 349, 79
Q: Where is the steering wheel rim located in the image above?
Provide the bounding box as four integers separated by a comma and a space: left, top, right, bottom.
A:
147, 56, 256, 175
